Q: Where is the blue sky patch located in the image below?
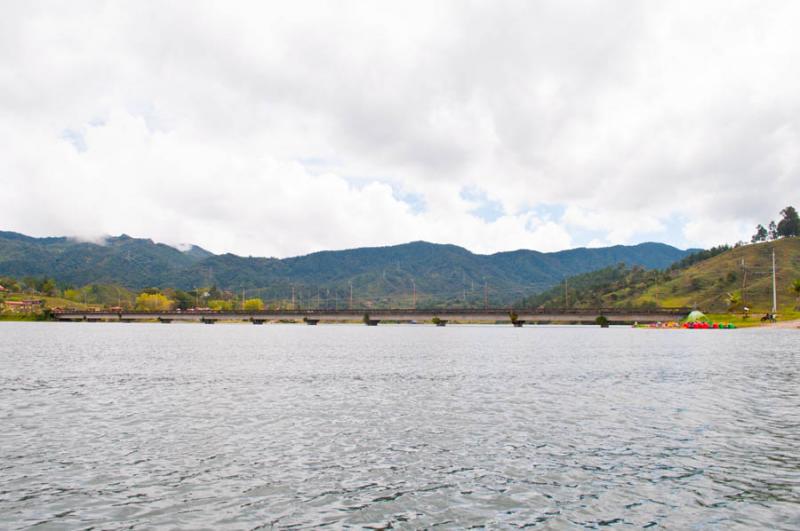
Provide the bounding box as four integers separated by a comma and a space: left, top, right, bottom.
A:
61, 128, 87, 153
461, 186, 504, 222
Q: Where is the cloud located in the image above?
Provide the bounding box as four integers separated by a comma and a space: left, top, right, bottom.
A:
1, 1, 798, 256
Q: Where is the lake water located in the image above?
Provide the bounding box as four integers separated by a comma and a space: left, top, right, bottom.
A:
1, 322, 798, 529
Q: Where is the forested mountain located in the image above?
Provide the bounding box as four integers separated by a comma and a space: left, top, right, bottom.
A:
0, 231, 695, 306
0, 231, 211, 287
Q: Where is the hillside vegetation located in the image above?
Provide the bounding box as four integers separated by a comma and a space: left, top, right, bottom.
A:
522, 238, 800, 313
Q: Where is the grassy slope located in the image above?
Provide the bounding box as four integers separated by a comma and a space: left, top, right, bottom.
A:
627, 238, 800, 313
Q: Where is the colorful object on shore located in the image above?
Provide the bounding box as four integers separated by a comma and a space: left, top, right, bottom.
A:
684, 310, 707, 323
636, 321, 681, 328
679, 310, 735, 329
682, 321, 736, 329
632, 320, 735, 329
633, 310, 737, 329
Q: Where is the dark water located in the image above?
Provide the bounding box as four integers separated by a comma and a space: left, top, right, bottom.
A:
0, 323, 798, 530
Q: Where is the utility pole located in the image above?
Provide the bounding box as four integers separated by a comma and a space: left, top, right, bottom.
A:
741, 258, 747, 306
242, 287, 245, 310
412, 279, 416, 309
291, 285, 295, 307
653, 271, 658, 303
484, 281, 488, 309
772, 248, 777, 315
349, 281, 353, 310
564, 277, 568, 308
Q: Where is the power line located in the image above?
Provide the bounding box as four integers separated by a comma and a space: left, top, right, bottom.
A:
772, 248, 777, 314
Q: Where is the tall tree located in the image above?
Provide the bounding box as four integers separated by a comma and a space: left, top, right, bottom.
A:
751, 224, 768, 242
768, 221, 778, 240
726, 291, 741, 311
171, 289, 194, 310
777, 206, 799, 237
40, 278, 57, 296
792, 279, 800, 308
135, 293, 173, 311
243, 298, 265, 311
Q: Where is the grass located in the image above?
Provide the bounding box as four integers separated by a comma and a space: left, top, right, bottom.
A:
622, 238, 800, 313
703, 308, 800, 328
0, 312, 50, 321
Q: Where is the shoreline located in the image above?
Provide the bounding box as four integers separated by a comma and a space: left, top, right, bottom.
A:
761, 318, 800, 329
2, 316, 798, 328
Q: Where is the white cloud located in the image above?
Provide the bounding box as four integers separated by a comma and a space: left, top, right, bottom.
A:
1, 1, 798, 256
682, 218, 753, 250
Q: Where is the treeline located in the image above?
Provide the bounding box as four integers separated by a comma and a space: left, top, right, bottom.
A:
0, 276, 281, 312
134, 287, 267, 311
667, 245, 731, 271
0, 276, 58, 295
752, 206, 799, 242
517, 264, 668, 309
0, 275, 136, 306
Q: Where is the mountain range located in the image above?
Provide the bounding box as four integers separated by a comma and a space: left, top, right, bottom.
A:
0, 231, 697, 306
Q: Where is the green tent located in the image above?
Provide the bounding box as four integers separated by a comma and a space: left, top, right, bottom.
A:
685, 310, 707, 322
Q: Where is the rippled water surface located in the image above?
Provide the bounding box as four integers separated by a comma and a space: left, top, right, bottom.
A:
1, 322, 798, 529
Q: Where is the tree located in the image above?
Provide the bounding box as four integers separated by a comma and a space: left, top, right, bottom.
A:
63, 288, 82, 302
63, 286, 94, 305
751, 224, 768, 243
0, 277, 20, 292
243, 298, 265, 311
171, 290, 194, 310
21, 276, 38, 292
40, 278, 58, 296
777, 206, 799, 238
135, 293, 173, 311
768, 220, 778, 240
208, 299, 233, 311
207, 285, 223, 300
726, 290, 741, 311
792, 279, 800, 308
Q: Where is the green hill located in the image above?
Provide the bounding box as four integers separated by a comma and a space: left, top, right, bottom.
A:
0, 232, 210, 287
522, 238, 800, 313
0, 231, 696, 306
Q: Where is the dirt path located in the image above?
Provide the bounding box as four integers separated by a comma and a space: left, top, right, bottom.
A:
763, 318, 800, 329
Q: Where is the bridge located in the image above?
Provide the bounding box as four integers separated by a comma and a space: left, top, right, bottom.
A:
53, 307, 690, 326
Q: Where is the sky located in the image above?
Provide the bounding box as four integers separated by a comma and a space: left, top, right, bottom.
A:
1, 1, 799, 258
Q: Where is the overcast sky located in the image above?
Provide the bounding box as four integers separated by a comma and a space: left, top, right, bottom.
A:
2, 1, 798, 257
